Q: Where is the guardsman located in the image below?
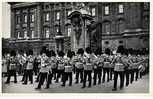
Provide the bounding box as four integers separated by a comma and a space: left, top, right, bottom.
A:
112, 53, 126, 91
20, 53, 27, 82
55, 51, 65, 83
5, 50, 18, 84
50, 50, 57, 80
102, 54, 111, 83
93, 48, 103, 85
61, 57, 73, 86
45, 50, 53, 89
82, 47, 93, 88
35, 55, 41, 82
73, 48, 84, 84
22, 50, 34, 84
35, 51, 49, 89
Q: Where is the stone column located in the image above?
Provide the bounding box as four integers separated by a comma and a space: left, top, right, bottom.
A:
11, 9, 15, 38
36, 4, 42, 38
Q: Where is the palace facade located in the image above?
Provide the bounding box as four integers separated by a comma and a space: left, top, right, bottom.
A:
7, 2, 149, 55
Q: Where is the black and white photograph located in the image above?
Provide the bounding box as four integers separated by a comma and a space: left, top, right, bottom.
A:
1, 1, 150, 93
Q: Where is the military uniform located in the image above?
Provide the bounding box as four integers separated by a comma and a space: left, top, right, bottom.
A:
93, 55, 103, 85
56, 57, 65, 83
23, 55, 34, 84
35, 54, 49, 89
82, 54, 93, 88
102, 55, 111, 83
112, 54, 125, 91
50, 56, 57, 80
62, 57, 73, 86
73, 55, 84, 83
5, 56, 18, 84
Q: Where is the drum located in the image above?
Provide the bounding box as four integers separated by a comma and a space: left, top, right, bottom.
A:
84, 63, 93, 70
9, 63, 16, 70
51, 63, 57, 69
58, 64, 64, 70
65, 66, 73, 72
75, 62, 84, 69
103, 62, 110, 68
114, 63, 124, 71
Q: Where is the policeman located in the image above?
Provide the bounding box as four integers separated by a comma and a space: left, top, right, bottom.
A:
55, 51, 65, 83
73, 48, 84, 84
5, 50, 18, 84
61, 57, 73, 86
93, 48, 103, 85
112, 52, 126, 91
23, 50, 34, 84
82, 47, 93, 88
21, 53, 27, 82
35, 51, 50, 89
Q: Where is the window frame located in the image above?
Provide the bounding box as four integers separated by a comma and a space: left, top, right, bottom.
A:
104, 6, 109, 15
118, 4, 124, 14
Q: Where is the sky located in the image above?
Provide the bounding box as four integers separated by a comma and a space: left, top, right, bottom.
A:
2, 2, 10, 38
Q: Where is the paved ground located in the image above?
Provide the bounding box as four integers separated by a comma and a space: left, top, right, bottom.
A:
2, 73, 149, 93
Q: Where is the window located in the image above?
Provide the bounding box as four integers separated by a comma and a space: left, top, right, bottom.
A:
103, 22, 111, 34
45, 13, 49, 21
16, 16, 20, 24
30, 14, 34, 22
117, 20, 125, 33
67, 10, 71, 16
143, 3, 149, 10
104, 6, 109, 15
118, 4, 124, 13
31, 30, 35, 38
91, 8, 96, 16
23, 15, 27, 23
24, 30, 28, 38
68, 27, 71, 36
17, 32, 21, 39
45, 28, 50, 38
56, 28, 59, 33
119, 40, 123, 44
56, 12, 60, 20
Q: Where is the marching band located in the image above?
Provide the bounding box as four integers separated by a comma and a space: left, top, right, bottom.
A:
2, 47, 149, 91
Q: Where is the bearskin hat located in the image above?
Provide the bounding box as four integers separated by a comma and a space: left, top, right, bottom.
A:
58, 51, 65, 57
77, 48, 84, 55
67, 50, 73, 58
46, 50, 51, 57
94, 47, 102, 55
10, 50, 16, 57
50, 50, 56, 57
27, 50, 33, 56
85, 47, 92, 54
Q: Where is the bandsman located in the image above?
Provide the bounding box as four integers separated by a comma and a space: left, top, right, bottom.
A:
22, 50, 34, 84
82, 47, 93, 88
35, 51, 50, 89
5, 50, 18, 84
73, 48, 84, 84
55, 51, 65, 83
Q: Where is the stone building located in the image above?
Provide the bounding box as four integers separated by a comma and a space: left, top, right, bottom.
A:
7, 2, 149, 55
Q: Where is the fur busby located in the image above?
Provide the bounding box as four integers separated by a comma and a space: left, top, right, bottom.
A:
77, 48, 84, 55
85, 47, 92, 54
10, 50, 16, 57
27, 50, 33, 56
67, 50, 73, 59
46, 50, 51, 57
58, 51, 65, 57
94, 47, 102, 55
50, 50, 56, 57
